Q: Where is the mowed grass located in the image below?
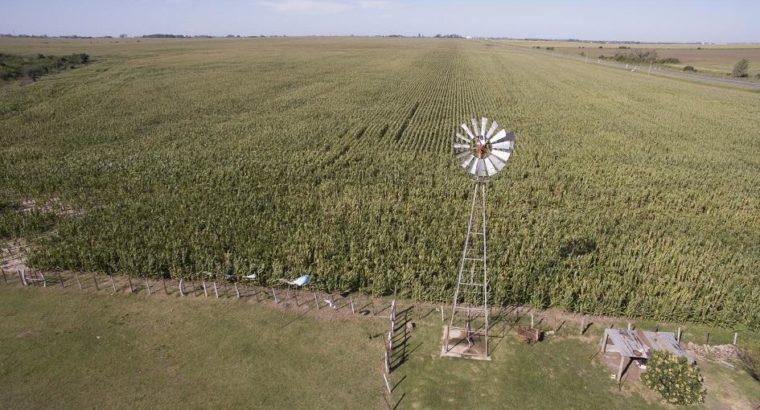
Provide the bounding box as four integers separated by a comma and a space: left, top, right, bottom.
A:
1, 37, 759, 328
0, 286, 385, 409
392, 318, 660, 409
3, 287, 758, 409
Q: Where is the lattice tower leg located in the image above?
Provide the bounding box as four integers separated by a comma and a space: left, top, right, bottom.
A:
445, 179, 489, 358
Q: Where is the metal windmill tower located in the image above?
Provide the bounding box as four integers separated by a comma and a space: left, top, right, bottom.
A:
441, 117, 515, 360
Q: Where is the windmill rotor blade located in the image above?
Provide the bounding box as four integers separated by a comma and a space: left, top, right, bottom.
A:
489, 129, 507, 143
476, 159, 487, 176
471, 118, 480, 138
485, 121, 498, 139
461, 123, 476, 140
484, 157, 497, 176
489, 155, 506, 170
456, 150, 472, 160
456, 132, 471, 143
492, 131, 515, 146
492, 141, 514, 150
480, 117, 488, 137
491, 149, 511, 163
469, 158, 480, 175
453, 143, 470, 150
460, 155, 476, 169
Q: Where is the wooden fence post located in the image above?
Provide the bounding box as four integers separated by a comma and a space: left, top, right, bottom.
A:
75, 273, 82, 290
733, 332, 738, 345
179, 279, 185, 297
531, 313, 534, 329
93, 273, 99, 291
145, 277, 151, 295
234, 283, 240, 299
109, 275, 116, 293
57, 272, 65, 288
272, 288, 278, 303
1, 269, 6, 284
162, 277, 168, 294
349, 296, 355, 314
213, 282, 219, 298
677, 327, 682, 342
202, 281, 208, 297
127, 275, 134, 293
313, 292, 319, 310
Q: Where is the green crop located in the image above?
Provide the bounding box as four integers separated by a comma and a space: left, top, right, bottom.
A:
1, 37, 758, 327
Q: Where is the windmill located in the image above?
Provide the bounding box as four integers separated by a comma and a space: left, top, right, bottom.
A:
442, 117, 516, 360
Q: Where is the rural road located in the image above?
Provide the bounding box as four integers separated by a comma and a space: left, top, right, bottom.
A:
501, 43, 760, 91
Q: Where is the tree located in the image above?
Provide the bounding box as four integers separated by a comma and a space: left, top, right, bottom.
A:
732, 58, 749, 77
641, 350, 705, 405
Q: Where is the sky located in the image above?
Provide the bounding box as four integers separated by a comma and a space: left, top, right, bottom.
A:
1, 0, 759, 43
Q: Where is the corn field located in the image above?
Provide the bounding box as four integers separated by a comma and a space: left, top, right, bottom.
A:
1, 38, 758, 327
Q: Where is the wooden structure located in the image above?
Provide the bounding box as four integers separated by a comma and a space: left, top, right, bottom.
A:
600, 328, 694, 381
517, 327, 539, 344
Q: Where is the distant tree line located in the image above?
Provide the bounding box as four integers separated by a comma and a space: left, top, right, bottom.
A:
598, 49, 680, 65
0, 52, 90, 81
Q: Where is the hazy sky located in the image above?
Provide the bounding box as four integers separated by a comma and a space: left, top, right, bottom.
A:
2, 0, 759, 42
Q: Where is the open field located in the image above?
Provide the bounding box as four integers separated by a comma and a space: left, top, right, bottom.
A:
1, 285, 759, 409
1, 37, 759, 330
505, 39, 760, 77
0, 286, 384, 409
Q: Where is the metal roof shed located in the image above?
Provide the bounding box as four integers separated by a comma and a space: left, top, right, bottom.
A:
599, 328, 693, 382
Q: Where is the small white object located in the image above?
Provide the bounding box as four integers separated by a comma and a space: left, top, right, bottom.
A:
281, 274, 311, 287
324, 299, 337, 309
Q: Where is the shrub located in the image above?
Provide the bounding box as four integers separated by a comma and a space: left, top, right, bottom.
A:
657, 57, 680, 64
545, 47, 554, 51
20, 65, 45, 80
641, 351, 705, 405
732, 58, 749, 77
683, 65, 696, 72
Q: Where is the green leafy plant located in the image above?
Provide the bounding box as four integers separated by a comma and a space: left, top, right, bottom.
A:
641, 351, 705, 405
732, 58, 749, 77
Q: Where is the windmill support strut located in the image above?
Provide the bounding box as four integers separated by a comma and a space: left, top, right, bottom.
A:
444, 179, 490, 359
